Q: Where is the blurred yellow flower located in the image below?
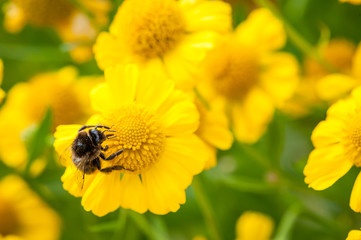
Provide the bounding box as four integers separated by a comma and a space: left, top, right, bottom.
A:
3, 0, 112, 63
304, 86, 361, 212
236, 211, 274, 240
198, 8, 299, 143
195, 97, 233, 169
340, 0, 361, 4
0, 59, 4, 103
0, 175, 60, 240
0, 67, 102, 168
54, 64, 209, 216
283, 38, 356, 117
94, 0, 232, 90
311, 39, 361, 102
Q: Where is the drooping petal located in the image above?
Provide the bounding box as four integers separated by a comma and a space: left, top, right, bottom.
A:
232, 87, 274, 143
61, 165, 96, 197
118, 174, 148, 214
140, 134, 208, 214
81, 172, 122, 217
304, 144, 353, 190
259, 52, 299, 106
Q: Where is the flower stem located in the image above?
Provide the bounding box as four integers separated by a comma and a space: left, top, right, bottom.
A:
128, 211, 157, 240
253, 0, 336, 72
273, 203, 302, 240
193, 175, 223, 240
111, 209, 128, 240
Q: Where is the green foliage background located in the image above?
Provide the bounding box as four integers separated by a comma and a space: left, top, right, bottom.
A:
1, 0, 361, 239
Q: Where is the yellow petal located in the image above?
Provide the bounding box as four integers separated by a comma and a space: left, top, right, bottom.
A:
197, 106, 233, 150
304, 144, 353, 190
136, 60, 175, 112
157, 90, 199, 136
327, 98, 357, 122
91, 83, 117, 113
259, 52, 299, 106
236, 211, 274, 240
311, 119, 346, 148
316, 74, 359, 101
346, 230, 361, 240
104, 64, 138, 106
181, 0, 232, 33
81, 172, 122, 216
53, 124, 82, 166
164, 31, 219, 90
235, 8, 286, 51
350, 172, 361, 213
352, 43, 361, 79
61, 165, 96, 197
232, 88, 274, 143
93, 32, 125, 70
118, 174, 148, 213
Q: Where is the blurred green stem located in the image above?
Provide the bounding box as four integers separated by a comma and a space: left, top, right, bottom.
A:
274, 203, 302, 240
111, 209, 128, 240
193, 175, 223, 240
253, 0, 336, 72
128, 211, 157, 240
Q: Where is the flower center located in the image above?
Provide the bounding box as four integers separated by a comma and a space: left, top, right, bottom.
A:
0, 196, 20, 236
210, 44, 259, 100
120, 0, 185, 59
12, 0, 74, 27
101, 104, 165, 173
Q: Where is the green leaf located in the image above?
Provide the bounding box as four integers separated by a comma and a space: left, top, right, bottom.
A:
25, 108, 53, 175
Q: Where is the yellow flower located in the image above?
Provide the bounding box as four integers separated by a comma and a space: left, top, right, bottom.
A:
0, 59, 4, 103
53, 64, 209, 216
0, 175, 60, 240
0, 67, 101, 168
3, 0, 112, 63
93, 0, 232, 90
198, 8, 299, 143
311, 39, 360, 101
235, 211, 274, 240
340, 0, 361, 4
283, 38, 356, 117
195, 97, 233, 169
303, 86, 361, 212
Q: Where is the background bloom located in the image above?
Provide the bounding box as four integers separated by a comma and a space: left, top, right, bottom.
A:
94, 0, 232, 90
198, 8, 299, 143
0, 175, 60, 240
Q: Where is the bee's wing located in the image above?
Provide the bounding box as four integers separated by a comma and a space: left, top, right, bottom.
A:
63, 162, 93, 194
58, 145, 73, 167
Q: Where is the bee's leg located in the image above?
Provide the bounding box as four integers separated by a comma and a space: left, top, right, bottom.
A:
100, 165, 123, 173
101, 145, 109, 151
93, 157, 102, 171
99, 149, 125, 161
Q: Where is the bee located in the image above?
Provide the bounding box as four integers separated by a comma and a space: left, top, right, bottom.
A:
71, 125, 127, 175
